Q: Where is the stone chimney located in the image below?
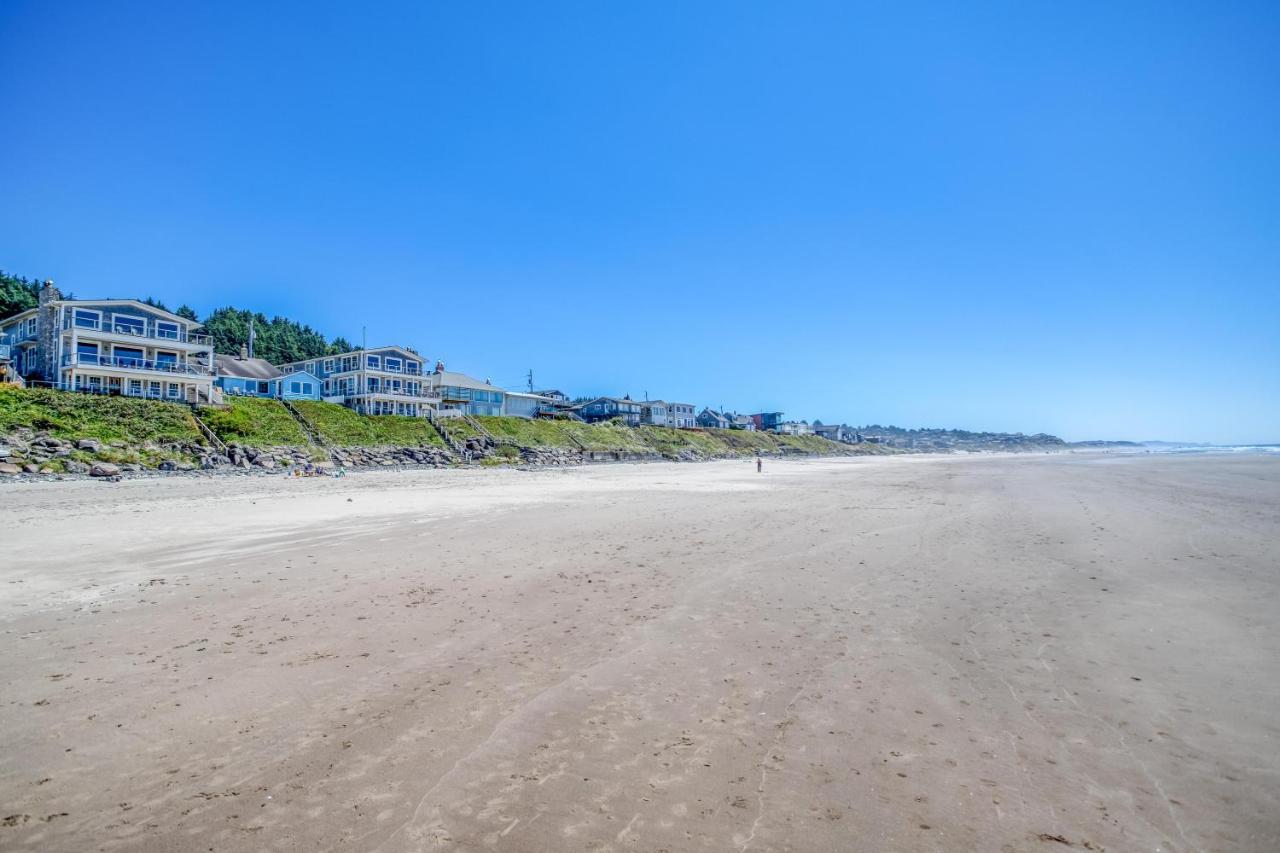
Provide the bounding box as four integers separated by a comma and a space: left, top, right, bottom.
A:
435, 360, 445, 374
35, 280, 63, 381
239, 344, 249, 360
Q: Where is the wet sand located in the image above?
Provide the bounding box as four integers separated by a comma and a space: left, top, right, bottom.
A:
1, 453, 1278, 852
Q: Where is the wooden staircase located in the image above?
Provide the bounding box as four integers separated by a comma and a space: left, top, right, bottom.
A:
189, 409, 228, 456
427, 410, 471, 462
279, 398, 337, 464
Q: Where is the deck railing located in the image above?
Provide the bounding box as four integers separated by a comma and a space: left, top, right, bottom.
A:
64, 316, 211, 345
62, 353, 206, 375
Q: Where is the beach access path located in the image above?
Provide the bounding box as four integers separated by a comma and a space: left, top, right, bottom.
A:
1, 453, 1277, 852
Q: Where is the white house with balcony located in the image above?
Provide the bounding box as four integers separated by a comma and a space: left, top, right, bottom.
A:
0, 282, 216, 402
278, 345, 440, 416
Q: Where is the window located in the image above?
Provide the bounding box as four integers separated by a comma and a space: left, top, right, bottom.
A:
300, 382, 312, 395
113, 315, 145, 336
290, 381, 301, 394
167, 384, 180, 398
76, 342, 100, 364
155, 321, 179, 340
155, 351, 178, 369
74, 308, 101, 329
114, 346, 144, 367
323, 359, 334, 373
367, 355, 381, 369
128, 379, 142, 395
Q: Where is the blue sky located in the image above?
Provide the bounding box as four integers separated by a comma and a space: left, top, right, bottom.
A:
2, 2, 1276, 443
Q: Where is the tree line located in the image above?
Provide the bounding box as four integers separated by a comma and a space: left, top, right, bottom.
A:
1, 271, 353, 364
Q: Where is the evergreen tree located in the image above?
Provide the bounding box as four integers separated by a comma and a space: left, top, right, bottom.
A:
175, 304, 199, 321
0, 271, 41, 319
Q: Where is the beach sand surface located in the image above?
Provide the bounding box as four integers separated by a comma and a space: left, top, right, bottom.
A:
1, 453, 1277, 852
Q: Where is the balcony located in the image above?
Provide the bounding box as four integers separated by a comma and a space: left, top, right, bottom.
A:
64, 316, 211, 346
366, 364, 423, 376
63, 353, 206, 376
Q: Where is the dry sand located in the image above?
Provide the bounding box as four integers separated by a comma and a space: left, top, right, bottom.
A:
1, 453, 1278, 852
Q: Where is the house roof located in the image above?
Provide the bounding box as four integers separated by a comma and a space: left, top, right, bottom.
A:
427, 370, 500, 392
213, 354, 284, 380
278, 345, 423, 368
0, 308, 37, 324
54, 299, 203, 327
585, 396, 641, 407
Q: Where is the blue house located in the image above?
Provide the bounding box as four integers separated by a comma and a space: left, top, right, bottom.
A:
279, 345, 435, 416
578, 396, 643, 426
214, 352, 321, 400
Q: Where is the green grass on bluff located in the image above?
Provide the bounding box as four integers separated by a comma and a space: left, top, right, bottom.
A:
0, 385, 205, 445
292, 400, 443, 447
197, 397, 310, 446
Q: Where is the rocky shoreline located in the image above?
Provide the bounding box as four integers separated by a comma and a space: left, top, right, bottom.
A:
0, 427, 829, 483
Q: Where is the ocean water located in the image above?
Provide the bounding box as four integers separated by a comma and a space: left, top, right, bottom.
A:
1144, 444, 1280, 455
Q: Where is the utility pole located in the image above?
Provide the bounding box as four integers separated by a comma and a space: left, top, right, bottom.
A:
248, 316, 255, 359
526, 369, 534, 393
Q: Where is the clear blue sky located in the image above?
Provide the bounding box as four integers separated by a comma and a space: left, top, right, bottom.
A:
2, 2, 1276, 443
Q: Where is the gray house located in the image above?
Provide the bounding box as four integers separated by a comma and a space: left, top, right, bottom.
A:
579, 396, 642, 426
696, 408, 731, 429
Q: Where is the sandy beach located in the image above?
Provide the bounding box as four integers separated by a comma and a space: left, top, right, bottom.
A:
1, 453, 1277, 852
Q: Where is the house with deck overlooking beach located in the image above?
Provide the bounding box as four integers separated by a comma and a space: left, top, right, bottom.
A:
279, 346, 438, 416
0, 281, 216, 403
422, 364, 506, 417
214, 352, 321, 400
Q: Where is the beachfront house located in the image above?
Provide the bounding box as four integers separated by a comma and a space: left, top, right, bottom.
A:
640, 400, 697, 429
668, 402, 696, 429
0, 281, 216, 402
579, 396, 642, 426
776, 420, 814, 436
214, 352, 321, 400
533, 389, 570, 404
423, 363, 506, 416
640, 400, 669, 427
697, 408, 732, 429
279, 346, 437, 416
502, 390, 557, 419
730, 414, 756, 431
751, 412, 785, 432
814, 423, 857, 443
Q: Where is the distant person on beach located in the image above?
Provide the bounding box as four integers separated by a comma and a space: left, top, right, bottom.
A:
756, 456, 763, 473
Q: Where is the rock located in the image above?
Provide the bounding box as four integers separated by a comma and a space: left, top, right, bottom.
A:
64, 460, 90, 474
90, 462, 121, 477
23, 463, 42, 474
157, 460, 178, 471
76, 439, 102, 452
37, 437, 65, 449
254, 456, 276, 470
0, 445, 10, 459
0, 462, 21, 475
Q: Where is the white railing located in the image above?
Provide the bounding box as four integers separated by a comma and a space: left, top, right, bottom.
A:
65, 316, 211, 345
63, 353, 205, 375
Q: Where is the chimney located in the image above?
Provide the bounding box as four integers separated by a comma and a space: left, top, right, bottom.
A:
38, 279, 61, 306
239, 344, 249, 360
435, 360, 445, 374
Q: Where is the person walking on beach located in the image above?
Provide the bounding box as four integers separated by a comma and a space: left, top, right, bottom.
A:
756, 455, 763, 473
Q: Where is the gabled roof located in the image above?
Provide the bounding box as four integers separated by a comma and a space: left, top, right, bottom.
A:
427, 370, 500, 392
0, 308, 37, 324
213, 354, 284, 380
55, 299, 203, 327
279, 345, 423, 368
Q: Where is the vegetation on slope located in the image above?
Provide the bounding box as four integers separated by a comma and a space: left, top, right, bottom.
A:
292, 401, 443, 447
0, 385, 204, 445
197, 397, 310, 446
